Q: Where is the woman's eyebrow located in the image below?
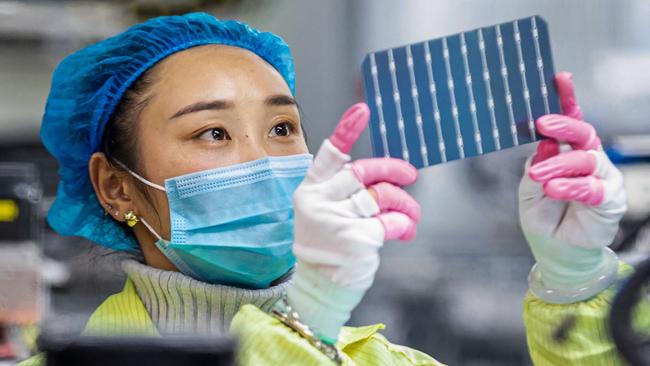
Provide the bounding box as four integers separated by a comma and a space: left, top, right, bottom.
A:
169, 95, 296, 120
265, 94, 297, 107
169, 99, 235, 120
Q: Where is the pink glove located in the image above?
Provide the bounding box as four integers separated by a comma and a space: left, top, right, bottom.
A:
288, 103, 420, 342
519, 72, 626, 304
529, 72, 604, 205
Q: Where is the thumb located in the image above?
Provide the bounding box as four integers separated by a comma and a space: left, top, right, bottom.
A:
556, 72, 584, 120
329, 103, 370, 154
307, 103, 370, 183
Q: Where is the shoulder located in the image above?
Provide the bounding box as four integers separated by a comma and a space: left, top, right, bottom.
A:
231, 304, 445, 366
83, 279, 158, 336
15, 280, 157, 366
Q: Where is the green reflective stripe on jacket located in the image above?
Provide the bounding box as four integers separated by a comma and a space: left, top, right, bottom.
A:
524, 262, 650, 365
18, 279, 444, 366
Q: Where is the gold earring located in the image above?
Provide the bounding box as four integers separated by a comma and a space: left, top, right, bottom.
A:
124, 211, 139, 227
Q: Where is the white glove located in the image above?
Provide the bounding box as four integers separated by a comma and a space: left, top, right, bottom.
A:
287, 103, 420, 343
519, 72, 627, 304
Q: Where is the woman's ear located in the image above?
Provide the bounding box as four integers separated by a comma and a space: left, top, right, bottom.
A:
88, 152, 133, 223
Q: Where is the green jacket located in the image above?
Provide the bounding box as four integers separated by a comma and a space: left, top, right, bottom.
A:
18, 262, 648, 365
19, 279, 443, 365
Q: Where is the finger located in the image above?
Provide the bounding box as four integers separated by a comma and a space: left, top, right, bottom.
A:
529, 150, 597, 183
376, 211, 417, 241
536, 114, 601, 150
543, 176, 604, 206
316, 165, 366, 201
531, 139, 560, 165
368, 182, 420, 223
306, 103, 370, 183
329, 103, 370, 154
307, 139, 351, 183
555, 72, 584, 120
351, 158, 417, 187
349, 189, 381, 218
519, 156, 571, 235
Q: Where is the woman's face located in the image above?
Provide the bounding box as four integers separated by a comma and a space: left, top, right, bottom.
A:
122, 45, 307, 265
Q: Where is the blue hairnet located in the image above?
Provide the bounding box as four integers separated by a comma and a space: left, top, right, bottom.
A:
41, 12, 295, 251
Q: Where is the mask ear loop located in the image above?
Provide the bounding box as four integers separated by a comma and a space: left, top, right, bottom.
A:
139, 217, 164, 242
112, 159, 166, 191
112, 159, 166, 241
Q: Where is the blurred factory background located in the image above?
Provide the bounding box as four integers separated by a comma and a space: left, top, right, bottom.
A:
0, 0, 649, 365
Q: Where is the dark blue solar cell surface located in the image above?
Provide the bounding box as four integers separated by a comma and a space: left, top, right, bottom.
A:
361, 15, 561, 169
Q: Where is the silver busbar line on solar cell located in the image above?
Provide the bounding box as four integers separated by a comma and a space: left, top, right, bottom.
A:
361, 15, 561, 169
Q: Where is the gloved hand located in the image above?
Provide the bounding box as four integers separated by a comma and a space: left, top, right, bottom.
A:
519, 72, 627, 304
287, 103, 420, 343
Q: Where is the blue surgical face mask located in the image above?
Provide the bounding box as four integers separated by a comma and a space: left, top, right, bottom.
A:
119, 154, 312, 289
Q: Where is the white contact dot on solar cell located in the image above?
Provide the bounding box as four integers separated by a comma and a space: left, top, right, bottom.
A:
380, 124, 387, 134
439, 142, 446, 151
398, 119, 405, 129
511, 125, 517, 133
519, 63, 525, 73
443, 49, 449, 58
425, 53, 432, 63
515, 32, 521, 42
461, 45, 467, 54
371, 66, 377, 75
493, 130, 499, 138
407, 57, 413, 67
389, 62, 396, 71
457, 137, 463, 146
479, 41, 485, 50
452, 107, 458, 117
497, 36, 503, 46
488, 98, 494, 108
448, 79, 454, 89
403, 151, 409, 160
416, 115, 423, 125
411, 88, 418, 98
524, 90, 530, 99
537, 59, 543, 68
393, 92, 400, 102
506, 94, 512, 104
466, 75, 472, 84
542, 86, 548, 95
501, 67, 508, 77
532, 28, 539, 38
475, 133, 481, 142
483, 71, 490, 80
470, 103, 476, 112
434, 111, 441, 120
421, 146, 427, 155
376, 96, 382, 106
429, 84, 436, 94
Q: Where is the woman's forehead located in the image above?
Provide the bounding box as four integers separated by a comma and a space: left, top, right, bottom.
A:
155, 44, 291, 99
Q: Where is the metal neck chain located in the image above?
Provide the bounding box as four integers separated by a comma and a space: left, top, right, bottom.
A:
271, 296, 342, 365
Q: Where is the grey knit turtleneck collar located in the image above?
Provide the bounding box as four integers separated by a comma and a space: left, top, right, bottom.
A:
122, 260, 289, 335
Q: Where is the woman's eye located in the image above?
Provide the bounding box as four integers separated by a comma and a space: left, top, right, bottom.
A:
198, 128, 229, 141
269, 122, 293, 137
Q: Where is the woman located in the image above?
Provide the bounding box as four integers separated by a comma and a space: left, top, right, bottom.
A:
18, 12, 643, 365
